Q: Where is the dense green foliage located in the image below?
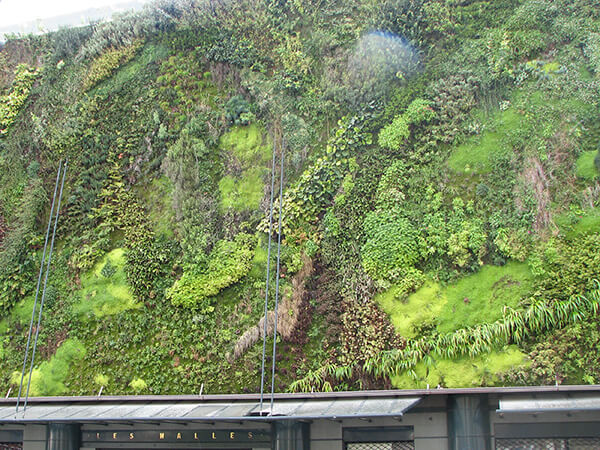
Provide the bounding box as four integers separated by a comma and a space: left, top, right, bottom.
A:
1, 0, 600, 395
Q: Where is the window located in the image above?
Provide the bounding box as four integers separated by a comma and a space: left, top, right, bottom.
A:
346, 443, 414, 450
343, 426, 415, 450
496, 437, 600, 450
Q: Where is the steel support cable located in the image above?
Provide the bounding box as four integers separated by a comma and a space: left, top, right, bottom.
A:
259, 136, 278, 413
270, 139, 285, 415
15, 161, 63, 415
23, 160, 67, 412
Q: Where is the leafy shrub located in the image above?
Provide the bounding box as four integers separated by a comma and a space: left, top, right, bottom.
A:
494, 228, 531, 261
422, 193, 487, 268
166, 233, 254, 310
378, 115, 409, 150
271, 116, 371, 234
225, 95, 253, 125
427, 75, 478, 144
403, 98, 435, 124
584, 32, 600, 75
361, 209, 421, 282
94, 373, 109, 386
530, 233, 600, 302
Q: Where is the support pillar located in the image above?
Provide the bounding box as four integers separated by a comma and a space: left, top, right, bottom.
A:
448, 394, 490, 450
46, 423, 80, 450
272, 420, 310, 450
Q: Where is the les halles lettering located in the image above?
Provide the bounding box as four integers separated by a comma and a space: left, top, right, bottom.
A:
84, 429, 270, 444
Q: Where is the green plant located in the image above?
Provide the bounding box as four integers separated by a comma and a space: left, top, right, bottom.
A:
378, 98, 435, 150
129, 377, 148, 392
576, 150, 599, 180
271, 116, 371, 235
83, 40, 143, 91
166, 233, 254, 310
361, 208, 421, 282
10, 339, 86, 396
0, 64, 39, 136
291, 282, 600, 392
75, 249, 138, 318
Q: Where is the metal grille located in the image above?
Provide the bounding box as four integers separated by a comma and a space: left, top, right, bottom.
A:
347, 442, 415, 450
496, 438, 600, 449
0, 444, 23, 450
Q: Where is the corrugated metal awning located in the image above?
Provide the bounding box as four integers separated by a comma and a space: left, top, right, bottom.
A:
498, 393, 600, 413
0, 397, 421, 423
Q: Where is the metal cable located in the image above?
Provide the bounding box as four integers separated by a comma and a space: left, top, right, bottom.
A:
270, 138, 285, 415
259, 135, 278, 413
15, 162, 62, 415
23, 161, 67, 412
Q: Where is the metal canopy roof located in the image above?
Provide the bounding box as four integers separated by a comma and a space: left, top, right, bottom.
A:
0, 397, 422, 423
498, 393, 600, 413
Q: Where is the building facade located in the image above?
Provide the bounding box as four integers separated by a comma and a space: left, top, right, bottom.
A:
1, 386, 600, 450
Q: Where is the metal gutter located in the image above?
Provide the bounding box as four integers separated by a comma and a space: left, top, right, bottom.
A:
1, 385, 599, 405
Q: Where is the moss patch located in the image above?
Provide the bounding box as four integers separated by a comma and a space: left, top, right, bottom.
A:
219, 124, 271, 211
576, 151, 599, 180
438, 262, 534, 333
448, 108, 522, 174
75, 248, 138, 317
377, 262, 534, 338
556, 207, 600, 238
142, 176, 175, 238
392, 345, 527, 388
375, 281, 446, 339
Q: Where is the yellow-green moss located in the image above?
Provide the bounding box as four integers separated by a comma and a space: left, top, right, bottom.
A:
10, 338, 86, 396
375, 281, 446, 338
392, 345, 527, 388
75, 248, 138, 317
219, 124, 271, 211
576, 151, 599, 180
